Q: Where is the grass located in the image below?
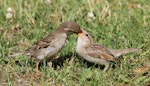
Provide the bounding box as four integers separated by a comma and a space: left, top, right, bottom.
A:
0, 0, 150, 85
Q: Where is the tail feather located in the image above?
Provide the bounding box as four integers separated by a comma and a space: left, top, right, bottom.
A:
110, 48, 142, 57
9, 52, 24, 57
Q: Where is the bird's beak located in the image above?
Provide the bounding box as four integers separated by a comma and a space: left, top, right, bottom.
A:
78, 31, 84, 36
78, 28, 85, 36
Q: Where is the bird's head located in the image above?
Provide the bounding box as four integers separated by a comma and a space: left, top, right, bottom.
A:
57, 21, 82, 34
77, 29, 93, 46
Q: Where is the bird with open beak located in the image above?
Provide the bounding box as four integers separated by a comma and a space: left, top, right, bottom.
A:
76, 29, 141, 71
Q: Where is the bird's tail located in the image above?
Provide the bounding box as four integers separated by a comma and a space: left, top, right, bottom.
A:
110, 48, 142, 57
9, 52, 24, 57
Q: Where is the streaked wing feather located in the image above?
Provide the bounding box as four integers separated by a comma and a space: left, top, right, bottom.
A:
26, 34, 54, 51
85, 43, 115, 61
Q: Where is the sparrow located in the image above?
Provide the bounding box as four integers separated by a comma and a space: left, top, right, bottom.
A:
76, 29, 141, 71
10, 21, 82, 72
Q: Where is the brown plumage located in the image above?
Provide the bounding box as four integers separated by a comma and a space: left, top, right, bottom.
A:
76, 29, 141, 71
11, 21, 82, 73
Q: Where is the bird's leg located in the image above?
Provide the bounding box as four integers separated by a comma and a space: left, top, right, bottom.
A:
69, 56, 75, 66
47, 57, 54, 67
36, 60, 40, 73
103, 62, 110, 72
47, 62, 52, 67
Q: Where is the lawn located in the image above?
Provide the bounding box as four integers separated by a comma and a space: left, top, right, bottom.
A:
0, 0, 150, 86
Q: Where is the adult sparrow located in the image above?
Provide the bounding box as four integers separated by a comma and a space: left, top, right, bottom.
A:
11, 21, 82, 72
76, 29, 141, 71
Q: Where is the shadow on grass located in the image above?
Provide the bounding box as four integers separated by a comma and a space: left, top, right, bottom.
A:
48, 52, 118, 70
51, 54, 73, 70
39, 52, 75, 70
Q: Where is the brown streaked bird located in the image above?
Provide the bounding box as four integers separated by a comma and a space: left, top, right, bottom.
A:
10, 21, 82, 73
76, 29, 141, 71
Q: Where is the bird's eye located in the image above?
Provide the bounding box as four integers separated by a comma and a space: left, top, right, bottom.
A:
85, 34, 88, 36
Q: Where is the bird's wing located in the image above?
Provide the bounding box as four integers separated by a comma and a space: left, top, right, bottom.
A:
26, 34, 54, 50
24, 34, 55, 56
85, 43, 115, 61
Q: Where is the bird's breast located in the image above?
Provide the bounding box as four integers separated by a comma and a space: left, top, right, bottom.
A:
76, 46, 87, 58
37, 34, 67, 60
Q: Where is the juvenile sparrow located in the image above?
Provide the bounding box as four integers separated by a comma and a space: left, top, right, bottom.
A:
76, 29, 141, 71
11, 21, 82, 72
